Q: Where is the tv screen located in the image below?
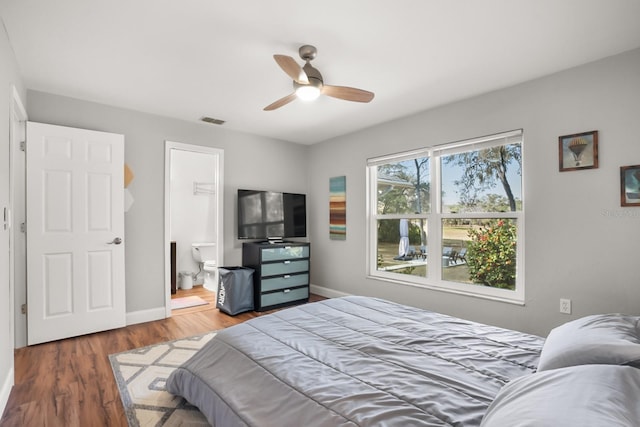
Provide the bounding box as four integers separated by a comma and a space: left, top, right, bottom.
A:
237, 189, 307, 240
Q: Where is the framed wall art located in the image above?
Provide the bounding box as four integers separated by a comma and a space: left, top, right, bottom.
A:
559, 130, 598, 172
620, 165, 640, 206
329, 176, 346, 240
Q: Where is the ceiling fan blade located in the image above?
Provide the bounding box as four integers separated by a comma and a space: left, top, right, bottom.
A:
273, 55, 308, 84
322, 85, 375, 103
263, 93, 297, 111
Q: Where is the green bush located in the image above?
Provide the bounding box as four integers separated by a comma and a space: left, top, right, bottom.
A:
378, 219, 422, 244
466, 219, 516, 290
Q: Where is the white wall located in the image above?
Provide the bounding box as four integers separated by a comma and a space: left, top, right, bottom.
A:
0, 18, 25, 413
25, 91, 309, 323
308, 48, 640, 337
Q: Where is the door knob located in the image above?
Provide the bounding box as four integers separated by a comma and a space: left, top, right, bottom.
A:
108, 237, 123, 245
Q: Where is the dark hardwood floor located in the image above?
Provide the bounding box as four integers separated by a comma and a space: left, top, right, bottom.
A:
1, 287, 324, 426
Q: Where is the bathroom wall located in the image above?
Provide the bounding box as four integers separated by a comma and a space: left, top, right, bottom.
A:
170, 149, 219, 288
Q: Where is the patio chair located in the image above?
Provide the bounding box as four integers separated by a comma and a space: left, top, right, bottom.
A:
408, 246, 417, 259
420, 245, 428, 259
393, 245, 417, 261
442, 247, 456, 266
456, 248, 467, 264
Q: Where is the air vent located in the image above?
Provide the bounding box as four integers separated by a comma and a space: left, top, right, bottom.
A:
200, 116, 226, 125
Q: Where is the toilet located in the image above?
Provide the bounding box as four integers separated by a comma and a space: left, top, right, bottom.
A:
191, 242, 218, 292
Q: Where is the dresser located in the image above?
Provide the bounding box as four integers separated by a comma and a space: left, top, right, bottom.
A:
242, 241, 310, 311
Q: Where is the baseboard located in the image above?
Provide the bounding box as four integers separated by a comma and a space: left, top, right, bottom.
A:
0, 367, 14, 417
310, 284, 352, 299
124, 287, 346, 325
126, 306, 167, 326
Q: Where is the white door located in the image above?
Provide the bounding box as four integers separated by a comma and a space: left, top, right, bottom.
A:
26, 122, 126, 345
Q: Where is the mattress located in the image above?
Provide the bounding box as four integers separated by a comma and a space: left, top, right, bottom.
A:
166, 296, 543, 426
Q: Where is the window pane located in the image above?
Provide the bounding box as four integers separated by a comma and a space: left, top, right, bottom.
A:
441, 143, 521, 213
377, 218, 428, 277
441, 218, 517, 290
376, 158, 430, 214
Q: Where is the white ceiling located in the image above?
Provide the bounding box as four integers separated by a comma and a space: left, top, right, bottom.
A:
2, 1, 640, 145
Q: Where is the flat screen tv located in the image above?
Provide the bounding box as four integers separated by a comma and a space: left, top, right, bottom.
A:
237, 189, 307, 240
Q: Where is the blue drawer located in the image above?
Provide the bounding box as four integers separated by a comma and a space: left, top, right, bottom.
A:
260, 287, 309, 308
261, 273, 308, 292
261, 245, 309, 262
261, 260, 309, 277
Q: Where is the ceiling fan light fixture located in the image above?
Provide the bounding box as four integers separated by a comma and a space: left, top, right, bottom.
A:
264, 44, 374, 111
295, 85, 321, 101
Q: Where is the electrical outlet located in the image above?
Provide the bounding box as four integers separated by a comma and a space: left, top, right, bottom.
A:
560, 298, 572, 314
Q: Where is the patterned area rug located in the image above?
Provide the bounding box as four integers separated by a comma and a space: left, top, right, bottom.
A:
109, 332, 216, 426
170, 295, 210, 310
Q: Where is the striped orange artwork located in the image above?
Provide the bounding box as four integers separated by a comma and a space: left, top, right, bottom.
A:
330, 176, 346, 240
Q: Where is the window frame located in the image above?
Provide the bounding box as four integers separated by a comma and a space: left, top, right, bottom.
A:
366, 130, 525, 304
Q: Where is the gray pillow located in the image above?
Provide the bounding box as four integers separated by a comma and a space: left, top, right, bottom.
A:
537, 313, 640, 371
481, 365, 640, 427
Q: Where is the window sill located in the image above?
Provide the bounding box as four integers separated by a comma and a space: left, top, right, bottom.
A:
368, 273, 525, 306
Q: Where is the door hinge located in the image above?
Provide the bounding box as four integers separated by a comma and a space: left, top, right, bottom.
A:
21, 304, 26, 314
19, 140, 25, 151
20, 222, 26, 233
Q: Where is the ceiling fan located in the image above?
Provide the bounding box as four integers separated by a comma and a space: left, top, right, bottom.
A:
264, 45, 375, 111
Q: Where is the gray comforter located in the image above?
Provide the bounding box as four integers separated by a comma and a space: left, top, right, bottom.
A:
167, 296, 543, 426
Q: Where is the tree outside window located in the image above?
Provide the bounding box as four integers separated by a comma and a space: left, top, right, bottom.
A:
368, 130, 524, 302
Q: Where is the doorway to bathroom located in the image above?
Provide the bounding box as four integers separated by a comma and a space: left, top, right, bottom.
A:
164, 141, 224, 317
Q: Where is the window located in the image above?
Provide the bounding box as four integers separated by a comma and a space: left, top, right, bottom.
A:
367, 130, 524, 303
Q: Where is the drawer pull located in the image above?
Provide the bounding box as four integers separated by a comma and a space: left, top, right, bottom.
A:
284, 275, 291, 279
283, 289, 291, 293
284, 260, 291, 264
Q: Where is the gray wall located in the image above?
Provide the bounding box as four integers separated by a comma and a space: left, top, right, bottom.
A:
26, 92, 309, 317
308, 48, 640, 337
0, 20, 25, 409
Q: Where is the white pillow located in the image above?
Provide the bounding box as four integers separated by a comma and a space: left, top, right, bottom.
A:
481, 365, 640, 427
537, 313, 640, 371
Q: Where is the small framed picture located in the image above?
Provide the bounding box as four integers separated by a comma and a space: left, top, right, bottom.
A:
620, 165, 640, 206
558, 130, 598, 172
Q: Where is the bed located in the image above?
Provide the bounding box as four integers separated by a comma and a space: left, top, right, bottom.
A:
167, 296, 640, 426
